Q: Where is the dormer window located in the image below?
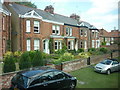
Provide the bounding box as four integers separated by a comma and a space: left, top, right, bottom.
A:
66, 27, 72, 36
34, 21, 40, 33
52, 25, 60, 35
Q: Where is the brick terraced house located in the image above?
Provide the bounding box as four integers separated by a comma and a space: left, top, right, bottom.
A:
3, 3, 100, 54
0, 3, 11, 59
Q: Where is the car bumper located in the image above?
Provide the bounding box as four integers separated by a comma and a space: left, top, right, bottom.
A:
94, 68, 106, 73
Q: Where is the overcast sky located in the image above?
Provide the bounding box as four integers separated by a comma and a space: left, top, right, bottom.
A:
31, 0, 119, 32
1, 0, 119, 32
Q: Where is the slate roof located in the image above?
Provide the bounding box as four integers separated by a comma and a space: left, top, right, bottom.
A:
0, 3, 11, 15
79, 21, 98, 30
8, 3, 78, 26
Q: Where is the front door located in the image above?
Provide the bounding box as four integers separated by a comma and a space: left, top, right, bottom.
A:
43, 39, 49, 54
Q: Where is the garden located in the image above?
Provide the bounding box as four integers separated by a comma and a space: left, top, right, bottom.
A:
1, 47, 111, 73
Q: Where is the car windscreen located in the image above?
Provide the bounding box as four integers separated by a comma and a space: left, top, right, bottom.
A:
12, 74, 28, 88
100, 60, 112, 65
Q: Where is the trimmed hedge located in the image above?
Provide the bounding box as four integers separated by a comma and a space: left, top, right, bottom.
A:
3, 56, 16, 73
19, 51, 31, 70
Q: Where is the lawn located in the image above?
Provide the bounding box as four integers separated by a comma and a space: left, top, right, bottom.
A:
69, 66, 119, 88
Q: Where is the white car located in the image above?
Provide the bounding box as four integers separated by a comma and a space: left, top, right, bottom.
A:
94, 59, 120, 75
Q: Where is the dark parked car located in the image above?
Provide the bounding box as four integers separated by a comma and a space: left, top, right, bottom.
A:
10, 66, 77, 90
94, 58, 120, 74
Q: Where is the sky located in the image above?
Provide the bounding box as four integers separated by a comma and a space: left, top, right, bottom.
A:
30, 0, 119, 32
1, 0, 119, 32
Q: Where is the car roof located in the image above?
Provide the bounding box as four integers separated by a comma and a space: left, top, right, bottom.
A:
17, 66, 59, 78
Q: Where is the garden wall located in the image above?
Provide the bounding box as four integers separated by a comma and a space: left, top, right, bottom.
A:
0, 51, 119, 89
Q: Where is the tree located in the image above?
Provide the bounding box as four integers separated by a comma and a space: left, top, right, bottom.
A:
15, 0, 37, 8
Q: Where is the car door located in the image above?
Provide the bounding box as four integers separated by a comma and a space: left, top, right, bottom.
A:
111, 61, 119, 72
52, 71, 69, 89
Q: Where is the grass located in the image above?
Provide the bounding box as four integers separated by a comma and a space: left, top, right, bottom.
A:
69, 66, 119, 88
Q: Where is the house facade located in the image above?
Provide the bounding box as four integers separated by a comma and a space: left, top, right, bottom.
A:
0, 3, 11, 59
4, 3, 100, 54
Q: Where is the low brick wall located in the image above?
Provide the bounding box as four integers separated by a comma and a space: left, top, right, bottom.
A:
0, 51, 119, 89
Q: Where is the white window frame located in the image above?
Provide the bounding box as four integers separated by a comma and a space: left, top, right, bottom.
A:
80, 29, 83, 36
84, 31, 87, 37
2, 16, 5, 30
68, 40, 74, 50
34, 21, 40, 33
26, 20, 31, 32
92, 40, 94, 48
84, 40, 87, 49
54, 41, 62, 50
66, 27, 72, 36
34, 39, 40, 50
26, 39, 31, 51
52, 25, 60, 35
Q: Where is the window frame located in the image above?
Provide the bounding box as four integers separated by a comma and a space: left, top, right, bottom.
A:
66, 27, 72, 36
34, 39, 40, 50
54, 41, 62, 50
34, 21, 40, 33
26, 20, 31, 33
26, 39, 31, 51
52, 25, 60, 35
68, 40, 74, 50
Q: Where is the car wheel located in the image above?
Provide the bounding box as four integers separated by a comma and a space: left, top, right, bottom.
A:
106, 69, 111, 75
69, 82, 75, 90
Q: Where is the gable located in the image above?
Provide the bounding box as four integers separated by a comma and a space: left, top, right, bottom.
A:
21, 10, 42, 19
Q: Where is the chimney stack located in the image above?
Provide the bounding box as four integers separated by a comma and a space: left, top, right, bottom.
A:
44, 5, 54, 14
70, 13, 80, 22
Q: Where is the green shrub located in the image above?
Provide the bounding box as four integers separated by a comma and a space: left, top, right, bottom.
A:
101, 42, 106, 45
52, 52, 74, 64
77, 48, 84, 53
3, 56, 16, 73
32, 50, 44, 67
54, 49, 66, 55
99, 47, 108, 53
78, 52, 91, 58
88, 48, 96, 52
3, 51, 13, 59
19, 51, 31, 70
29, 51, 36, 61
67, 50, 76, 55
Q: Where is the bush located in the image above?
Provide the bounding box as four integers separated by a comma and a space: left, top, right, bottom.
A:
99, 47, 108, 53
14, 51, 22, 62
3, 56, 16, 73
19, 51, 31, 70
52, 52, 74, 64
88, 48, 96, 52
54, 49, 66, 55
67, 50, 76, 55
78, 52, 91, 58
77, 48, 84, 53
32, 50, 44, 67
3, 51, 13, 59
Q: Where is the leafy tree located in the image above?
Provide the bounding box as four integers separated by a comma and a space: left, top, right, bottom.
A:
19, 51, 31, 70
3, 56, 16, 73
16, 0, 37, 8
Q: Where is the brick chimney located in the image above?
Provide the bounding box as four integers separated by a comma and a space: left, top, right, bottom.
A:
70, 13, 80, 22
44, 5, 54, 14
